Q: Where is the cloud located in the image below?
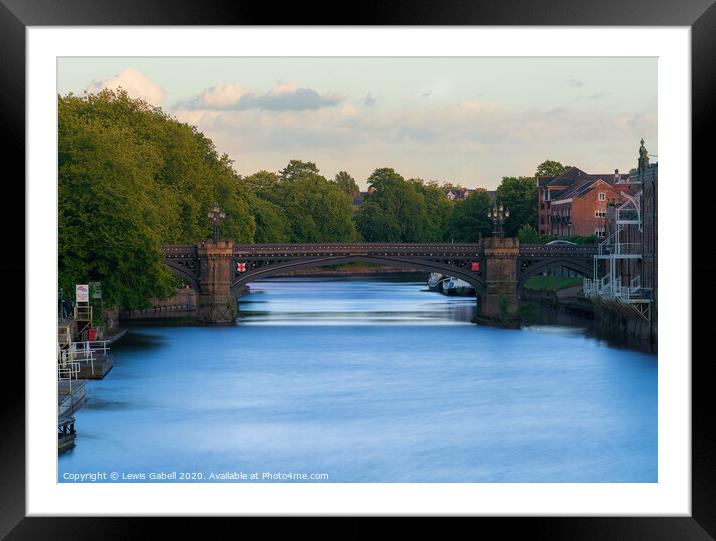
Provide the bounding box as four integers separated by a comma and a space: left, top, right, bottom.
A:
84, 68, 165, 106
420, 90, 432, 98
178, 82, 345, 111
566, 79, 585, 88
577, 92, 608, 101
171, 99, 657, 187
361, 94, 377, 107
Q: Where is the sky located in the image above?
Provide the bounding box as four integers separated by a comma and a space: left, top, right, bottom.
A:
57, 57, 657, 190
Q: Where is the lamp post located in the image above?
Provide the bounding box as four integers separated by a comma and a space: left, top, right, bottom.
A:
207, 204, 226, 242
488, 203, 510, 239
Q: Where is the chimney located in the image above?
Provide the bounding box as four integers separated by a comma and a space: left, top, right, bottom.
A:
614, 169, 621, 183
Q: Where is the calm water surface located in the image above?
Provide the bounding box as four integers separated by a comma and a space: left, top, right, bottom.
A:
59, 276, 657, 482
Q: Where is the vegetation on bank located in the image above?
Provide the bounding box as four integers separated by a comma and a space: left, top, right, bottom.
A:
58, 89, 575, 308
523, 276, 584, 292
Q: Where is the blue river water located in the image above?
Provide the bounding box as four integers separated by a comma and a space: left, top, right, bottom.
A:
59, 275, 657, 483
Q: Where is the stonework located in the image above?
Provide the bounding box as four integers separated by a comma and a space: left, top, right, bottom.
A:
196, 239, 235, 324
481, 237, 520, 320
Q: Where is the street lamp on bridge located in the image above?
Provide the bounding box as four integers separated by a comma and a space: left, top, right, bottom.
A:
488, 204, 510, 239
207, 204, 226, 242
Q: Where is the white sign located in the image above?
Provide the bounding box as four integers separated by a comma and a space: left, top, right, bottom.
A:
75, 284, 89, 303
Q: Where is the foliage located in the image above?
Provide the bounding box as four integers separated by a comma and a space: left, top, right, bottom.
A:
445, 189, 493, 242
242, 170, 280, 198
535, 160, 569, 178
264, 162, 357, 242
279, 159, 320, 181
334, 171, 360, 194
410, 179, 453, 242
59, 88, 255, 308
496, 176, 537, 237
523, 276, 583, 291
517, 224, 539, 244
245, 194, 291, 243
355, 168, 429, 242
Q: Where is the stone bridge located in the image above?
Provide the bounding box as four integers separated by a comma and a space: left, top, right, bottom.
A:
162, 239, 595, 325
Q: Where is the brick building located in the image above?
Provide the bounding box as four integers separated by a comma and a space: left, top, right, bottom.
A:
537, 167, 632, 237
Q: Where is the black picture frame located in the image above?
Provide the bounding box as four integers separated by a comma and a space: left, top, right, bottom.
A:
3, 1, 712, 538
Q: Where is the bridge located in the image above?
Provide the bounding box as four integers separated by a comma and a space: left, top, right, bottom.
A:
162, 238, 595, 325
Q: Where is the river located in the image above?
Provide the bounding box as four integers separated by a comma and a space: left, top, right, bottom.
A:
59, 275, 657, 483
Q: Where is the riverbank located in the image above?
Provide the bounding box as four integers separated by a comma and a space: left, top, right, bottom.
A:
520, 281, 657, 353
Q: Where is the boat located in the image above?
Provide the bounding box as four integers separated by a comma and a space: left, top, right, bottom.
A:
442, 277, 458, 295
441, 277, 475, 296
427, 272, 444, 291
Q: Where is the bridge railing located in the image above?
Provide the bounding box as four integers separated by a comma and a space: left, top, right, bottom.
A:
232, 243, 484, 256
520, 244, 596, 256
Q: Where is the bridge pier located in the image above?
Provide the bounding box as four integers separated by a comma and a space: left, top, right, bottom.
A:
476, 237, 520, 327
196, 239, 235, 324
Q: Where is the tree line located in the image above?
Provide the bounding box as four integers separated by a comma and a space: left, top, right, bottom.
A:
58, 90, 567, 308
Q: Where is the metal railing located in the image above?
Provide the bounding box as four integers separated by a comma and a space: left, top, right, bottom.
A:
584, 275, 650, 302
598, 243, 643, 256
74, 304, 93, 321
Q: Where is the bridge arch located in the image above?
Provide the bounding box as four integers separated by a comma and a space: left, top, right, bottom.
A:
164, 259, 200, 292
230, 255, 486, 298
517, 257, 593, 295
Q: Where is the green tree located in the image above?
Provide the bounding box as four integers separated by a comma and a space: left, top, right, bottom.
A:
267, 161, 357, 242
496, 176, 538, 237
243, 170, 280, 198
334, 171, 360, 194
59, 88, 257, 307
59, 93, 175, 309
410, 179, 452, 242
445, 189, 493, 242
517, 224, 539, 244
246, 195, 291, 243
355, 168, 428, 242
279, 159, 320, 181
535, 160, 569, 178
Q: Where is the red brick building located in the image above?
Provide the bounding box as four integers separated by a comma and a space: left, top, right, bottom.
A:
537, 167, 632, 237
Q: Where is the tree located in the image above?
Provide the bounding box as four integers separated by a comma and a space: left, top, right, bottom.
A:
279, 159, 320, 181
517, 224, 539, 244
496, 176, 538, 237
355, 168, 428, 242
410, 179, 452, 242
445, 189, 493, 242
59, 88, 257, 307
334, 171, 360, 194
535, 160, 569, 179
266, 161, 357, 242
246, 195, 291, 243
59, 92, 175, 309
242, 170, 280, 198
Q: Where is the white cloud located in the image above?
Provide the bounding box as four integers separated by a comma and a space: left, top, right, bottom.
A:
84, 68, 166, 106
170, 100, 657, 187
177, 82, 345, 111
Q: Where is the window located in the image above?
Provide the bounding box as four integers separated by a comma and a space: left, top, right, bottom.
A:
595, 210, 606, 218
595, 227, 606, 238
598, 192, 606, 201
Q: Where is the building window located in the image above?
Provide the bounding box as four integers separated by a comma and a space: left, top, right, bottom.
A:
598, 192, 606, 201
595, 227, 606, 238
595, 210, 606, 218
